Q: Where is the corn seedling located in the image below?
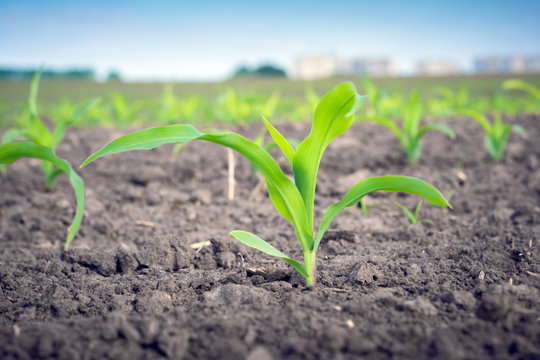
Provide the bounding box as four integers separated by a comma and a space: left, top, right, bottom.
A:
362, 77, 403, 119
358, 92, 455, 163
110, 93, 149, 128
82, 82, 450, 286
458, 109, 525, 161
0, 142, 85, 248
428, 86, 470, 117
393, 199, 434, 225
1, 69, 100, 185
215, 88, 281, 124
358, 197, 378, 216
502, 79, 540, 104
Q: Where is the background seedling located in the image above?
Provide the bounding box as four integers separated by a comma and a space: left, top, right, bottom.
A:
357, 92, 455, 163
458, 109, 525, 161
82, 82, 450, 286
393, 199, 434, 225
502, 79, 540, 104
1, 69, 100, 185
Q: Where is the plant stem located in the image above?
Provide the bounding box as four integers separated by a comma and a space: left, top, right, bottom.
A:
304, 250, 317, 286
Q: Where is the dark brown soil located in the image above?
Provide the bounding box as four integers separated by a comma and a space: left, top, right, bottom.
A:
1, 114, 539, 360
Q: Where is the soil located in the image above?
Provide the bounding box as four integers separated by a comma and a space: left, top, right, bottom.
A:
1, 114, 539, 360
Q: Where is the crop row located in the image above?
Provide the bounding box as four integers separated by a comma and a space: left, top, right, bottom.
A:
0, 73, 538, 286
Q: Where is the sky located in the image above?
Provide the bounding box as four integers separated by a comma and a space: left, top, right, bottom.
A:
1, 0, 540, 81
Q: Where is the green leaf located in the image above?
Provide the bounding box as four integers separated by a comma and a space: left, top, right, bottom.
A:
0, 142, 85, 248
414, 199, 423, 219
81, 125, 313, 250
484, 135, 500, 160
52, 98, 102, 147
502, 79, 540, 102
230, 230, 309, 279
0, 128, 22, 175
22, 69, 53, 147
458, 109, 492, 133
356, 115, 407, 146
403, 93, 422, 138
293, 82, 365, 231
417, 123, 455, 140
262, 115, 295, 165
393, 200, 417, 224
29, 68, 41, 118
313, 176, 449, 252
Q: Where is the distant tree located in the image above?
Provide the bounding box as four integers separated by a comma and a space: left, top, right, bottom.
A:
231, 63, 287, 79
0, 68, 95, 81
233, 65, 251, 78
107, 70, 122, 82
253, 64, 287, 78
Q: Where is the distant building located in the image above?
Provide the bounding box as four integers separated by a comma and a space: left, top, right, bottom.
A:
474, 55, 528, 74
525, 55, 540, 73
351, 58, 398, 77
295, 56, 339, 80
416, 60, 459, 76
294, 55, 397, 80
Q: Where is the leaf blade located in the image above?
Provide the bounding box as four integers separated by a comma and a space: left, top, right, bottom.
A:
313, 176, 449, 252
0, 142, 85, 248
293, 82, 365, 230
81, 125, 313, 251
230, 230, 308, 279
262, 115, 295, 165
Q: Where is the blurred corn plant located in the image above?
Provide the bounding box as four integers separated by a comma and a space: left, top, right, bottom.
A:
214, 88, 281, 123
357, 92, 455, 163
1, 69, 100, 184
457, 109, 525, 161
427, 87, 470, 118
156, 84, 213, 124
362, 77, 403, 119
502, 79, 540, 113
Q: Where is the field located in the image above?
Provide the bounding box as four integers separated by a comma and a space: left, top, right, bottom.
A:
1, 74, 540, 359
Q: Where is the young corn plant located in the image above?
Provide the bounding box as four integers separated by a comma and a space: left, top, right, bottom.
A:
458, 109, 525, 161
502, 79, 540, 104
0, 142, 85, 248
1, 69, 100, 185
428, 86, 470, 117
81, 82, 450, 286
393, 199, 434, 225
362, 77, 403, 119
357, 92, 455, 163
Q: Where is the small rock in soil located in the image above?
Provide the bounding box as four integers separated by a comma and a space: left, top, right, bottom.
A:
348, 262, 377, 286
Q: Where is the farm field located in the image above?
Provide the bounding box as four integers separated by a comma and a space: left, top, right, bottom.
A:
1, 76, 540, 359
2, 73, 540, 129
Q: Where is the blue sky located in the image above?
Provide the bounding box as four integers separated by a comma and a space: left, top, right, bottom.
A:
1, 0, 539, 81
